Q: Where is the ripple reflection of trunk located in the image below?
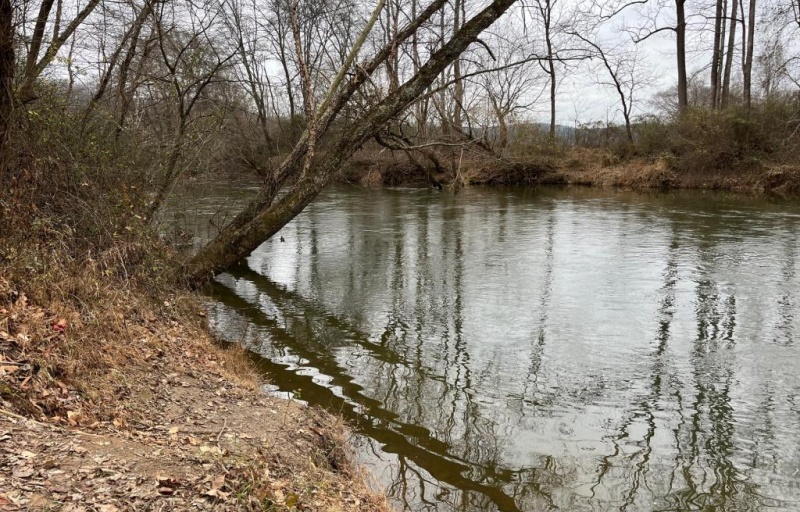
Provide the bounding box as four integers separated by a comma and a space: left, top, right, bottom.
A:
210, 268, 531, 512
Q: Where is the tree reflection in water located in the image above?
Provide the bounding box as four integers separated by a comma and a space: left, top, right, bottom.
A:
197, 186, 800, 511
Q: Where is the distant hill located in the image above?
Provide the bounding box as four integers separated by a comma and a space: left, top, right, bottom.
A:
476, 122, 576, 143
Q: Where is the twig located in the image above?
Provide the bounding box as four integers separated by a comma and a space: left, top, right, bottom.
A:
0, 407, 26, 420
0, 408, 104, 438
216, 418, 227, 445
451, 147, 465, 188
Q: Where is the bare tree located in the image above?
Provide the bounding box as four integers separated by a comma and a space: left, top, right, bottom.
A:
186, 0, 518, 282
145, 0, 236, 220
675, 0, 688, 111
531, 0, 559, 138
0, 0, 13, 173
223, 0, 278, 155
81, 0, 154, 133
16, 0, 103, 103
711, 0, 724, 107
743, 0, 756, 109
263, 0, 298, 125
623, 0, 689, 112
721, 0, 738, 108
572, 31, 654, 142
756, 36, 786, 97
475, 31, 543, 150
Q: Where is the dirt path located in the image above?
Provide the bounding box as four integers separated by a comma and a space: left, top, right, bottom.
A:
0, 279, 390, 511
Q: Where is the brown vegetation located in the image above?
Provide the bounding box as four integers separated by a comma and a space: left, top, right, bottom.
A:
340, 98, 800, 195
0, 131, 390, 511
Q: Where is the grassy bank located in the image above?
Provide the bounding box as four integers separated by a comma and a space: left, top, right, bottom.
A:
341, 146, 800, 195
341, 104, 800, 195
0, 178, 390, 510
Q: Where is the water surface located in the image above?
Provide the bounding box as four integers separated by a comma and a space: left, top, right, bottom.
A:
182, 185, 800, 511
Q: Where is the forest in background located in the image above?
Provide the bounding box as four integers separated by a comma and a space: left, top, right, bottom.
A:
2, 0, 799, 174
1, 0, 799, 281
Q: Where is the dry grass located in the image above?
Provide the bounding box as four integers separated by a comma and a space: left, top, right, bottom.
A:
0, 169, 393, 511
543, 147, 800, 194
0, 240, 392, 510
339, 143, 800, 196
343, 149, 430, 186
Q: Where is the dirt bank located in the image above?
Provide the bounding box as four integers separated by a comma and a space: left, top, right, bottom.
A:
340, 147, 800, 195
0, 275, 390, 511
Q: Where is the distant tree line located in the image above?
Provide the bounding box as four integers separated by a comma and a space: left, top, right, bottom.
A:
0, 0, 798, 281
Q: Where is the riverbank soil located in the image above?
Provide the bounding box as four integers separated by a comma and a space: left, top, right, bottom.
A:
341, 146, 800, 194
0, 277, 389, 511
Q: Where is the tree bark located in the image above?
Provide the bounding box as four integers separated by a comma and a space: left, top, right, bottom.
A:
18, 0, 102, 103
743, 0, 756, 110
186, 0, 518, 283
721, 0, 738, 108
710, 0, 723, 108
452, 0, 464, 130
0, 0, 13, 175
23, 0, 57, 87
82, 1, 153, 133
540, 0, 557, 139
676, 0, 688, 112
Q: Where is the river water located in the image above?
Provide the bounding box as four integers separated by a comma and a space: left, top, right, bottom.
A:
170, 184, 800, 511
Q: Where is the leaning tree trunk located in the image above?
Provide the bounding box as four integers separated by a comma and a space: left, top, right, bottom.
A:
206, 0, 450, 237
186, 0, 518, 284
0, 0, 13, 175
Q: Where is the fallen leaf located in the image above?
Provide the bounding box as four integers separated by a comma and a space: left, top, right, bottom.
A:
285, 492, 299, 507
0, 365, 18, 375
67, 411, 84, 426
12, 467, 34, 479
28, 495, 51, 508
198, 445, 223, 455
52, 319, 68, 333
202, 488, 230, 500
211, 474, 225, 490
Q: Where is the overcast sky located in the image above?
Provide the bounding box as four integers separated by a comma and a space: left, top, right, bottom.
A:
41, 0, 796, 127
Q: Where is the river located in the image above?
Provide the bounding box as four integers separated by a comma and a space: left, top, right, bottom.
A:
167, 184, 800, 511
